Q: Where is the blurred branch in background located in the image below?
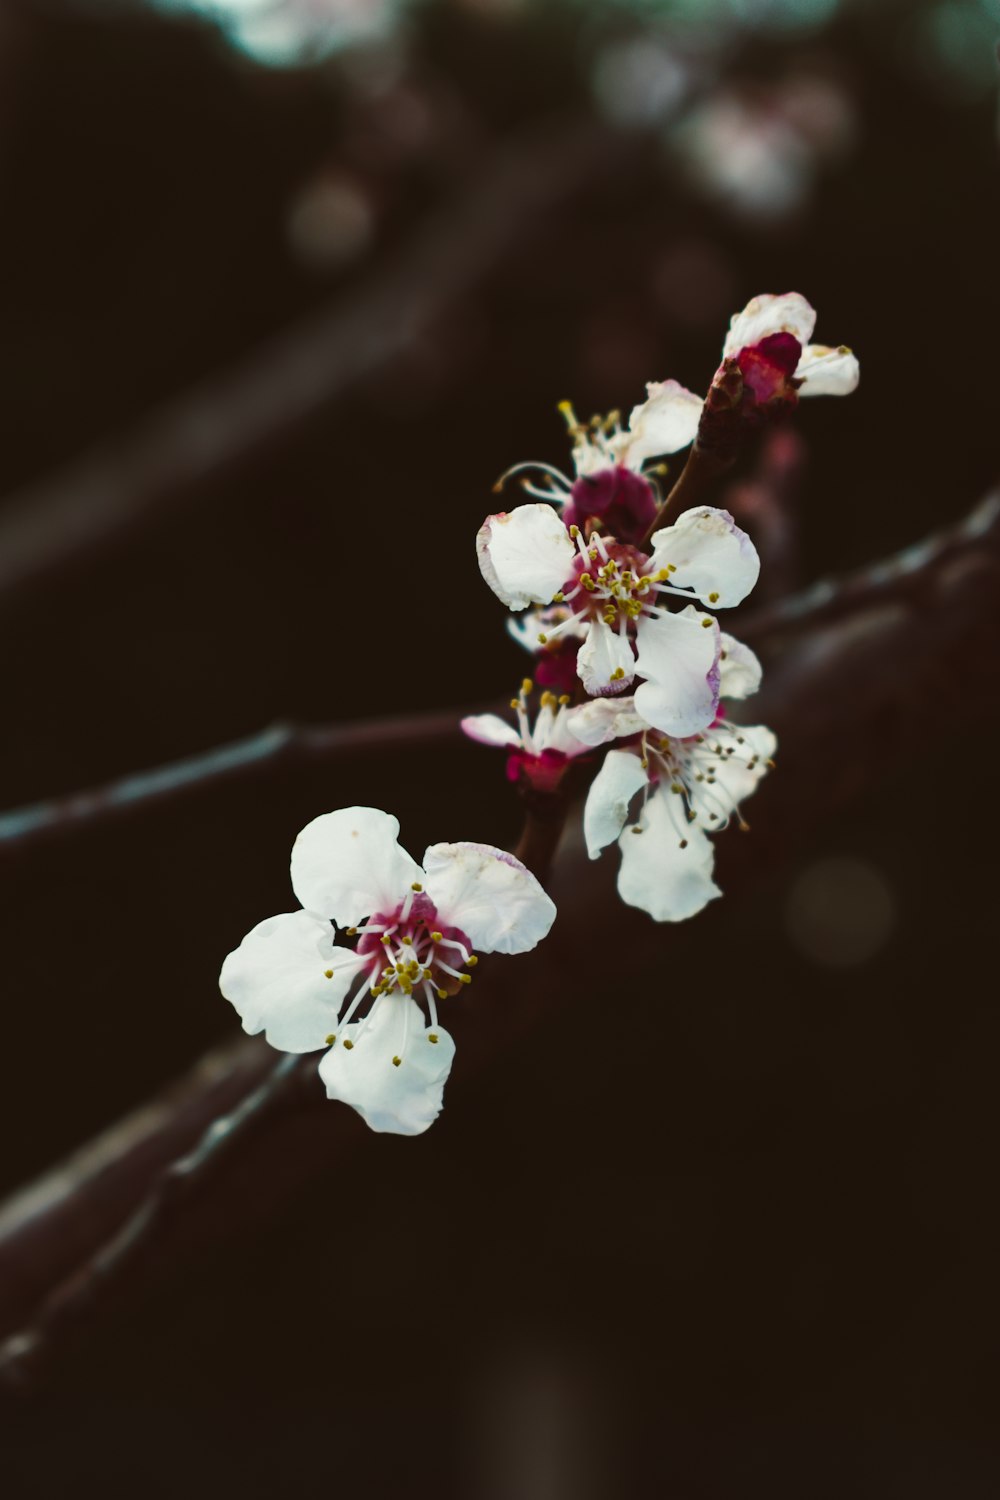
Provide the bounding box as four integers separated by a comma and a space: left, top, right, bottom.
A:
0, 115, 622, 609
1, 481, 997, 1390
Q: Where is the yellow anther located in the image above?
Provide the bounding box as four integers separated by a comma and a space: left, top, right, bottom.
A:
667, 564, 676, 573
346, 926, 358, 936
522, 677, 534, 695
466, 955, 479, 967
558, 694, 571, 706
325, 1033, 336, 1045
631, 826, 643, 835
343, 1039, 354, 1050
411, 881, 423, 892
537, 634, 548, 645
396, 963, 406, 973
610, 667, 625, 681
671, 783, 684, 793
708, 592, 719, 604
431, 931, 443, 943
569, 524, 580, 539
428, 1033, 440, 1044
460, 974, 473, 985
392, 1055, 402, 1067
401, 935, 412, 945
701, 618, 713, 628
324, 969, 334, 979
655, 568, 670, 582
436, 988, 448, 1000
510, 698, 520, 709
380, 934, 392, 945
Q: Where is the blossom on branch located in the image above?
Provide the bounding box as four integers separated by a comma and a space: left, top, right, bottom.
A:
493, 385, 703, 547
462, 678, 593, 792
569, 638, 775, 921
220, 807, 556, 1135
718, 291, 859, 415
476, 501, 759, 730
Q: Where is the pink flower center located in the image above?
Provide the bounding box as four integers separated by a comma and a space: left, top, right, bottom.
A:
356, 891, 475, 1001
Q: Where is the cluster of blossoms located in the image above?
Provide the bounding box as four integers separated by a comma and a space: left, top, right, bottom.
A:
221, 292, 856, 1136
470, 291, 856, 917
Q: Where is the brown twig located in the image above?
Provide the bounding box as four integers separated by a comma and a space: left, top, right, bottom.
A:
0, 117, 620, 609
737, 490, 1000, 645
0, 707, 475, 858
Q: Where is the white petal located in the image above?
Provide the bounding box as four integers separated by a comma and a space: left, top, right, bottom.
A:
577, 619, 636, 696
617, 791, 720, 922
624, 380, 704, 467
687, 723, 777, 825
461, 714, 521, 750
476, 504, 575, 611
567, 695, 646, 748
649, 507, 760, 608
583, 749, 648, 859
797, 343, 860, 397
319, 997, 455, 1136
422, 842, 556, 955
722, 291, 816, 357
507, 606, 588, 654
719, 633, 763, 700
633, 604, 721, 737
219, 910, 359, 1053
290, 807, 422, 927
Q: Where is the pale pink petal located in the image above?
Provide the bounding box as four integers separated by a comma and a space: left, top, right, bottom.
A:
687, 724, 776, 826
422, 842, 556, 955
649, 506, 760, 608
476, 504, 575, 611
577, 619, 636, 697
583, 749, 648, 859
633, 604, 721, 737
617, 790, 720, 922
219, 910, 361, 1053
461, 714, 521, 750
290, 807, 422, 928
718, 633, 763, 700
796, 343, 860, 397
319, 997, 455, 1136
722, 292, 816, 358
624, 380, 704, 467
567, 695, 646, 748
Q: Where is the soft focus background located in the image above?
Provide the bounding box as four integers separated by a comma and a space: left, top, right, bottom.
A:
1, 0, 999, 1493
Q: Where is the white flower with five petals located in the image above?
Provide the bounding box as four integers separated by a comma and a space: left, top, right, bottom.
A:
476, 502, 759, 734
220, 807, 556, 1135
569, 638, 775, 921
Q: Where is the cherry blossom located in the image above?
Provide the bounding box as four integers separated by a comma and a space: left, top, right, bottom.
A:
220, 807, 556, 1135
493, 387, 703, 547
570, 639, 775, 921
462, 679, 593, 792
720, 292, 859, 411
477, 502, 759, 733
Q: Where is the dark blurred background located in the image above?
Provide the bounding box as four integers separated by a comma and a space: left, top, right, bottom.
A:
0, 0, 999, 1493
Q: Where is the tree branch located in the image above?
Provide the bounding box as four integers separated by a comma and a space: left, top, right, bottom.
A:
0, 117, 620, 609
0, 708, 472, 859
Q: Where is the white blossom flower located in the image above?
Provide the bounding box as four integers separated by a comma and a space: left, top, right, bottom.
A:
570, 639, 775, 922
721, 292, 859, 406
462, 679, 593, 792
492, 389, 703, 548
220, 807, 556, 1135
476, 502, 759, 732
